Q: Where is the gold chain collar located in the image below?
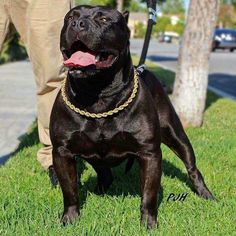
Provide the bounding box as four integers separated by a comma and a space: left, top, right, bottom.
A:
61, 69, 139, 119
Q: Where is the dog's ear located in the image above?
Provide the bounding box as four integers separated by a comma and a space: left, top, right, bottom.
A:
122, 11, 129, 24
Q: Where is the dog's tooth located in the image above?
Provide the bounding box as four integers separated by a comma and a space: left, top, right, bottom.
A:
69, 70, 74, 75
95, 54, 100, 62
69, 70, 80, 76
76, 70, 82, 75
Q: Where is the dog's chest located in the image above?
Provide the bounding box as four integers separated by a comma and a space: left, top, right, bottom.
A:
67, 122, 138, 160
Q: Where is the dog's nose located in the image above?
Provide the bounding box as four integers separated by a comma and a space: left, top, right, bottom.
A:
71, 19, 87, 31
72, 21, 76, 27
79, 20, 85, 29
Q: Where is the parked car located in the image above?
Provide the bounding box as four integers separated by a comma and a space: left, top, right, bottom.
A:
159, 32, 179, 43
212, 28, 236, 52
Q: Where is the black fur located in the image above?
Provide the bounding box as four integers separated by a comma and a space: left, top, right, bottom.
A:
50, 5, 214, 228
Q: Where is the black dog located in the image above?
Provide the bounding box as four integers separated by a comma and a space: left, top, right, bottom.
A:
50, 5, 214, 228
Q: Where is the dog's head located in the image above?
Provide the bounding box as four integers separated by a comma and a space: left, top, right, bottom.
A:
60, 5, 130, 78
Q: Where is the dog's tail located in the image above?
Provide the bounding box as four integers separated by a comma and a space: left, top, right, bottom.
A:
125, 157, 135, 174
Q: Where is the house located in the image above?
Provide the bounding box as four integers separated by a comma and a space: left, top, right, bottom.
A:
128, 12, 147, 38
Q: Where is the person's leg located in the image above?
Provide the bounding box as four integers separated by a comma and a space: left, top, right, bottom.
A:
10, 0, 73, 170
0, 1, 10, 51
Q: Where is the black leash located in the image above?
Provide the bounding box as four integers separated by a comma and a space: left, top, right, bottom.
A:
137, 0, 159, 73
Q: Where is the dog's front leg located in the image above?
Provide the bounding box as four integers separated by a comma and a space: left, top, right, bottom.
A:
139, 149, 162, 229
53, 147, 79, 224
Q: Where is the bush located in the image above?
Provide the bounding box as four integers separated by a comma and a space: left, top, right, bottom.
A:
134, 22, 146, 38
0, 28, 27, 65
165, 22, 185, 36
153, 16, 172, 35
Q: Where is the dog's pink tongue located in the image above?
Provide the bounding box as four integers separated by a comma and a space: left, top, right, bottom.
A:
64, 51, 96, 67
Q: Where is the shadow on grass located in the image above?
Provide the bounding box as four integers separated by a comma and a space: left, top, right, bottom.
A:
77, 156, 193, 212
16, 121, 40, 150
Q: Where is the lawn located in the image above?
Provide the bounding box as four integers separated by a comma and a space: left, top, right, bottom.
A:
0, 60, 236, 236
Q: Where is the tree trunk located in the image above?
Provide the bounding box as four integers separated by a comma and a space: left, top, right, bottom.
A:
116, 0, 124, 12
172, 0, 220, 127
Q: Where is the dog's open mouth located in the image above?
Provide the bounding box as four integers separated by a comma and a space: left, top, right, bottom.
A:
63, 40, 118, 70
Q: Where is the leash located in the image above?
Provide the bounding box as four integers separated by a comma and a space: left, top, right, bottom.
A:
137, 0, 159, 74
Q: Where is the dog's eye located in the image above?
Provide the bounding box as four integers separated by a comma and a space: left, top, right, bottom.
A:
67, 16, 74, 21
100, 17, 107, 22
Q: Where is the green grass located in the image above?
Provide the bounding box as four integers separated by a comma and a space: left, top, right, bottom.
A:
0, 61, 236, 236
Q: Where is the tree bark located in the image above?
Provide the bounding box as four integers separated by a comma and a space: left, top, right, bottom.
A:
116, 0, 124, 12
172, 0, 220, 127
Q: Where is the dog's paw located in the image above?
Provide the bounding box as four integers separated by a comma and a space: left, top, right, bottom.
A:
61, 206, 80, 225
198, 188, 215, 200
141, 213, 158, 229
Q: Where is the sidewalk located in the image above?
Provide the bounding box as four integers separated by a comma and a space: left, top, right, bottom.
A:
0, 61, 36, 165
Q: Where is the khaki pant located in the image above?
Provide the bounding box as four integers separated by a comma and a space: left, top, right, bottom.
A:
0, 0, 73, 169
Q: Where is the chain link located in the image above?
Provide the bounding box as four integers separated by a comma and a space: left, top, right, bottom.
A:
61, 69, 139, 119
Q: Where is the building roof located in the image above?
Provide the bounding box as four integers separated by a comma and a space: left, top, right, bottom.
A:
129, 12, 147, 22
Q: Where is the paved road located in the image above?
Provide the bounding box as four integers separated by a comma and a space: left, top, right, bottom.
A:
0, 61, 36, 164
130, 39, 236, 100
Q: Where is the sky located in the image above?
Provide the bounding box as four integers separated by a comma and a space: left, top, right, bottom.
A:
184, 0, 190, 10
